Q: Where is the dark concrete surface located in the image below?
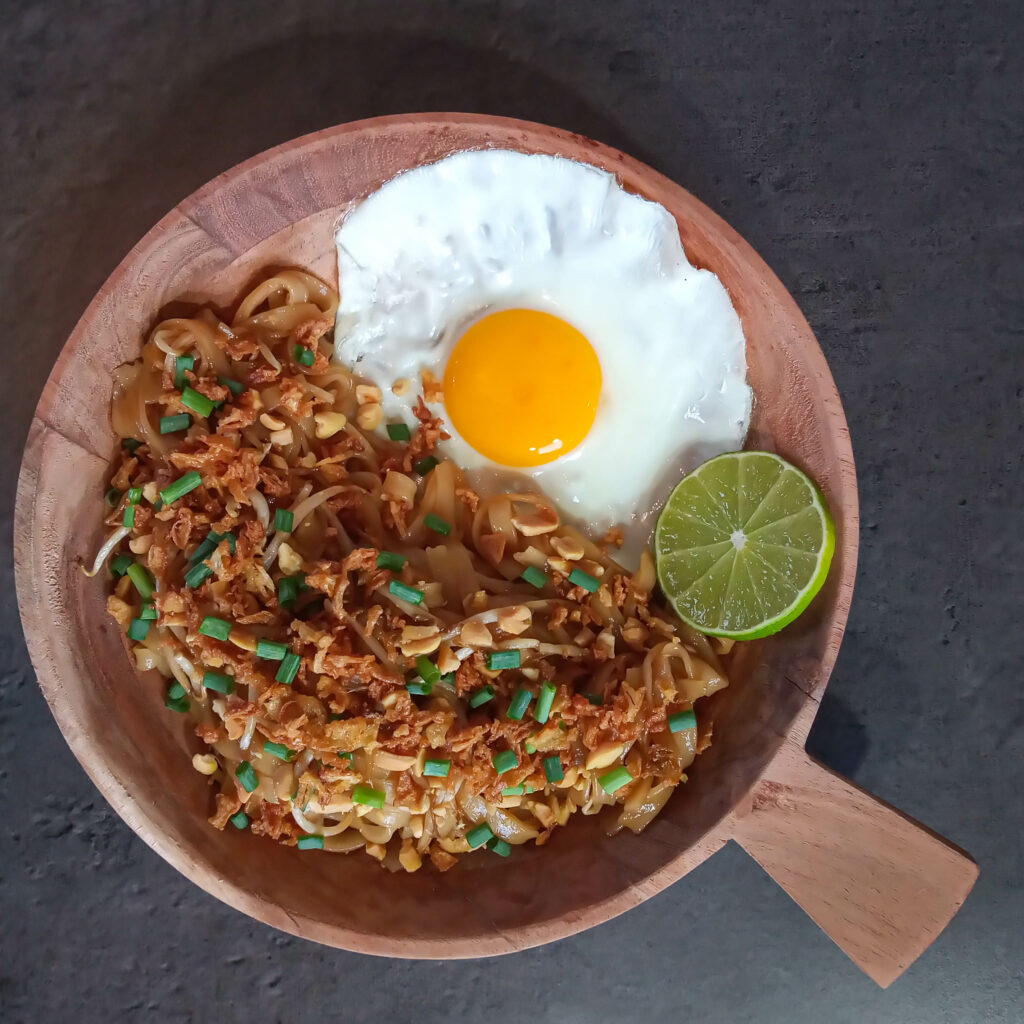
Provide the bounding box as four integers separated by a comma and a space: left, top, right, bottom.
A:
2, 1, 1022, 1020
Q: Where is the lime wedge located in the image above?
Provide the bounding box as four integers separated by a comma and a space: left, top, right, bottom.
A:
654, 451, 835, 639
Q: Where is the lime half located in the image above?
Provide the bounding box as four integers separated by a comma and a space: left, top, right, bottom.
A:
654, 451, 835, 640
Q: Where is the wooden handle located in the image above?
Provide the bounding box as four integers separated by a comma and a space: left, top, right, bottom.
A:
731, 741, 978, 987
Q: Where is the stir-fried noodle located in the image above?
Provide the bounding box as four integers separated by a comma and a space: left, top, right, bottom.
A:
95, 269, 731, 871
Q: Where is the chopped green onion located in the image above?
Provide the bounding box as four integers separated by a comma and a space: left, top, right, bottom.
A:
127, 618, 150, 641
501, 785, 525, 796
277, 573, 305, 606
520, 565, 548, 589
506, 687, 532, 721
415, 656, 441, 686
229, 811, 249, 830
569, 567, 600, 592
386, 422, 412, 441
153, 499, 163, 512
174, 354, 194, 390
558, 720, 568, 732
110, 553, 133, 577
544, 756, 564, 783
273, 508, 294, 533
469, 685, 495, 708
487, 837, 512, 857
126, 562, 154, 598
337, 750, 353, 761
353, 784, 385, 809
423, 758, 451, 778
122, 505, 136, 529
127, 487, 142, 504
263, 741, 294, 761
488, 650, 521, 671
424, 513, 451, 536
122, 438, 142, 453
164, 685, 190, 713
139, 602, 158, 621
297, 834, 324, 849
189, 541, 216, 566
293, 344, 316, 367
189, 529, 233, 564
406, 678, 433, 696
198, 616, 231, 641
376, 550, 407, 571
160, 413, 192, 434
160, 470, 202, 505
466, 823, 494, 849
388, 580, 423, 605
203, 671, 235, 695
598, 765, 633, 794
534, 682, 556, 724
668, 708, 697, 733
276, 651, 301, 685
492, 749, 519, 775
235, 761, 259, 793
218, 376, 245, 396
585, 692, 604, 707
104, 487, 121, 507
256, 639, 289, 661
413, 455, 439, 476
184, 562, 214, 589
180, 386, 214, 417
524, 740, 537, 754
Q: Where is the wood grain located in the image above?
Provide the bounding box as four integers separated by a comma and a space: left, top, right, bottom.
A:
732, 742, 979, 986
13, 113, 974, 978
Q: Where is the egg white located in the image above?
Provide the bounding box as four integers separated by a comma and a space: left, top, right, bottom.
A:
334, 150, 751, 564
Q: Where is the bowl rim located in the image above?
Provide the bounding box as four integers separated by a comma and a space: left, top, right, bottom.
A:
14, 112, 859, 957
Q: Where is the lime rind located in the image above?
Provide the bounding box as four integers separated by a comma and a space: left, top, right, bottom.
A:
654, 451, 835, 640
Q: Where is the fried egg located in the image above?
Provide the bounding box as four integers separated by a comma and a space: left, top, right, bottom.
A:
334, 150, 751, 562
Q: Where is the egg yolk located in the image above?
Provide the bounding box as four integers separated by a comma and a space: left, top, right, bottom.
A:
443, 309, 602, 467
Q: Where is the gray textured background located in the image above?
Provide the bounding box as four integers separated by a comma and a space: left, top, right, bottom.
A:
2, 1, 1022, 1021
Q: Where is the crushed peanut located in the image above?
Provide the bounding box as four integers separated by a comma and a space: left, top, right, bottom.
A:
511, 506, 559, 536
228, 629, 257, 652
398, 837, 422, 871
355, 383, 383, 406
314, 411, 347, 438
399, 625, 443, 656
260, 412, 287, 431
496, 605, 532, 635
459, 619, 493, 647
437, 642, 459, 675
356, 403, 383, 431
277, 542, 302, 575
551, 535, 585, 561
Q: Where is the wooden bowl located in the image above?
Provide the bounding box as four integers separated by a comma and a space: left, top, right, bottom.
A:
14, 114, 976, 986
